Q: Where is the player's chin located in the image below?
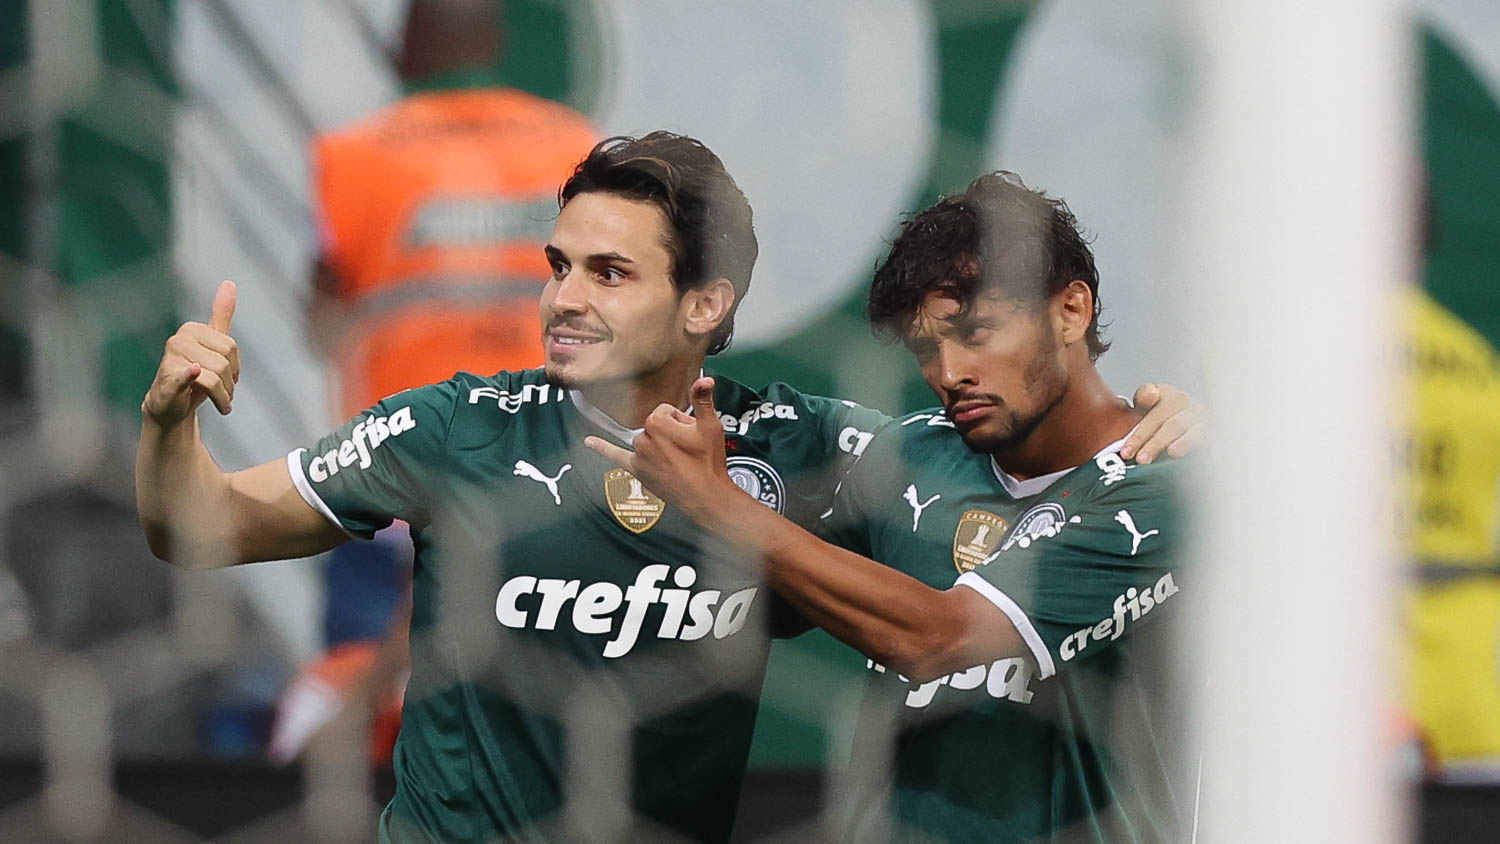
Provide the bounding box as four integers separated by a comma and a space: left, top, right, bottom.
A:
955, 419, 1014, 455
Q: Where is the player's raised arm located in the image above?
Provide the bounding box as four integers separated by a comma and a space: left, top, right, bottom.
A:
587, 378, 1012, 682
136, 281, 348, 567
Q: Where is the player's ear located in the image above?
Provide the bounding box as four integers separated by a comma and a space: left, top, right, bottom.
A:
683, 278, 736, 342
1055, 280, 1093, 347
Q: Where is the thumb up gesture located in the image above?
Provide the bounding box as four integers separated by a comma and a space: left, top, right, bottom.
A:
142, 280, 241, 426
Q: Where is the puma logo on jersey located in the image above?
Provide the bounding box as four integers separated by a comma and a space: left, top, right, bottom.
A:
903, 485, 941, 532
1114, 509, 1159, 555
514, 460, 572, 505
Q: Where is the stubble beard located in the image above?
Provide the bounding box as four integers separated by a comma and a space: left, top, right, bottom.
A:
956, 346, 1068, 456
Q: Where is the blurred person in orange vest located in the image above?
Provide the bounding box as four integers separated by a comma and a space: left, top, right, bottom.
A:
272, 0, 595, 765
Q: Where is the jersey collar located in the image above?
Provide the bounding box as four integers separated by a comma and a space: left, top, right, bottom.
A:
990, 425, 1137, 499
567, 373, 704, 447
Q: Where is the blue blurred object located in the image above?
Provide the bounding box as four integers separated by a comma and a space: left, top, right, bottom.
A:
323, 528, 410, 647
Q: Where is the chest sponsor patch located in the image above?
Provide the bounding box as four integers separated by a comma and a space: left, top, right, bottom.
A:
604, 468, 666, 533
726, 456, 786, 514
953, 510, 1008, 573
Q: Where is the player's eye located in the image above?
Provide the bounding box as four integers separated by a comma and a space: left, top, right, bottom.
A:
598, 266, 626, 284
549, 261, 569, 281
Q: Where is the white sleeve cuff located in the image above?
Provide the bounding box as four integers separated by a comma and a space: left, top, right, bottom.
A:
286, 449, 354, 537
955, 571, 1057, 680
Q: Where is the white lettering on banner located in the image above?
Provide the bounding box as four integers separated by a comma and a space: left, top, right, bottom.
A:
718, 402, 799, 435
308, 406, 417, 483
1059, 572, 1180, 662
866, 657, 1037, 707
468, 383, 566, 413
494, 564, 759, 658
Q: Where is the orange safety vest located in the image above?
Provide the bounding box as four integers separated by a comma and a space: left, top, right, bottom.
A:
314, 88, 595, 418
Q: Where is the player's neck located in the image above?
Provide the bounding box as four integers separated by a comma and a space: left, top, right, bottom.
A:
575, 359, 700, 429
992, 366, 1140, 480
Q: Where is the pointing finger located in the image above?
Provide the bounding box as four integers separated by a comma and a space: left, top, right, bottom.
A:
209, 280, 237, 335
584, 435, 636, 472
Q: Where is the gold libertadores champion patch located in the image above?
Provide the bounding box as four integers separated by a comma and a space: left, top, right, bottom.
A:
604, 468, 666, 533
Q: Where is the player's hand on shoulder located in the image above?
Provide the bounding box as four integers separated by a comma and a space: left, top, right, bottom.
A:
143, 280, 242, 426
1121, 382, 1204, 464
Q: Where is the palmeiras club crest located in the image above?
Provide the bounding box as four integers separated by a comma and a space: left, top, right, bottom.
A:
726, 456, 786, 514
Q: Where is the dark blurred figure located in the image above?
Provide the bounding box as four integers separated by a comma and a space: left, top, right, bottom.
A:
272, 0, 595, 764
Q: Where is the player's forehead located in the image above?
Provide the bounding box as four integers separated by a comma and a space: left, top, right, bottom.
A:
548, 191, 673, 266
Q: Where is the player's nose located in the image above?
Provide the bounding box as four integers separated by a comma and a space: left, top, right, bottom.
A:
547, 267, 590, 314
936, 344, 975, 392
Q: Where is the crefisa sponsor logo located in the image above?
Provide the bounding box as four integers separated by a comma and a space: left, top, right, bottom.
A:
867, 657, 1037, 708
1059, 571, 1180, 662
494, 564, 758, 658
308, 406, 416, 483
718, 402, 799, 435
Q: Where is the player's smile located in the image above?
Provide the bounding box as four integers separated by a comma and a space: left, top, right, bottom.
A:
544, 322, 609, 358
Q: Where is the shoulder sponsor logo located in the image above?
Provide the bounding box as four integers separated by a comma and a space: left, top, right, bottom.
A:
1096, 451, 1130, 486
718, 402, 799, 435
308, 407, 416, 483
1002, 503, 1080, 551
726, 457, 786, 514
837, 426, 874, 457
604, 469, 666, 533
495, 564, 758, 658
1059, 572, 1180, 663
867, 657, 1037, 708
953, 510, 1008, 573
468, 383, 567, 413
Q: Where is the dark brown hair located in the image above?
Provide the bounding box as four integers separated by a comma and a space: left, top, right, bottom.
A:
868, 171, 1109, 359
560, 132, 758, 355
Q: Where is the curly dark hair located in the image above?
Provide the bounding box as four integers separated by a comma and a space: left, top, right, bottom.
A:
560, 132, 758, 356
868, 171, 1109, 359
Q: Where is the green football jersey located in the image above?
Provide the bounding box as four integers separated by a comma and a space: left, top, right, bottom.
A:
287, 369, 887, 843
821, 410, 1191, 844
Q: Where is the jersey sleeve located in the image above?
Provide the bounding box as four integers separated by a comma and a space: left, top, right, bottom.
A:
956, 461, 1185, 680
802, 392, 892, 478
286, 378, 461, 539
815, 418, 908, 558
